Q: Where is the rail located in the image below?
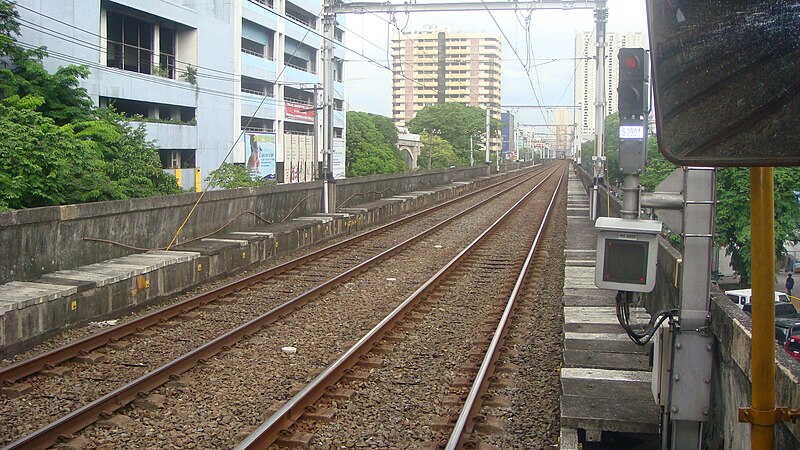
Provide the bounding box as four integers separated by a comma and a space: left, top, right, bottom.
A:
2, 168, 546, 449
235, 166, 563, 448
446, 166, 565, 448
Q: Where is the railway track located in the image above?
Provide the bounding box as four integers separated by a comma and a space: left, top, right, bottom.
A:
236, 163, 567, 449
1, 163, 564, 448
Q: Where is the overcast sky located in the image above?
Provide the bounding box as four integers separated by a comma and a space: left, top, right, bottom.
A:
340, 0, 649, 127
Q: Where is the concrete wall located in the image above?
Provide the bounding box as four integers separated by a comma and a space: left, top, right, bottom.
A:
576, 165, 800, 448
0, 166, 499, 284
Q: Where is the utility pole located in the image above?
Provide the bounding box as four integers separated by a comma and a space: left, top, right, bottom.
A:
485, 107, 490, 166
427, 130, 433, 170
470, 135, 474, 166
590, 0, 608, 220
321, 1, 335, 213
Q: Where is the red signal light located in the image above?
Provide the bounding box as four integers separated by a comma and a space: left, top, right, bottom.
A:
625, 56, 639, 70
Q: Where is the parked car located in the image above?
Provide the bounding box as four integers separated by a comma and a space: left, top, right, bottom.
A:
742, 301, 799, 318
794, 261, 800, 274
775, 318, 800, 345
783, 335, 800, 363
725, 288, 790, 308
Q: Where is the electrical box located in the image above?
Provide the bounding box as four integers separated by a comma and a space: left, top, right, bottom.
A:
595, 217, 661, 292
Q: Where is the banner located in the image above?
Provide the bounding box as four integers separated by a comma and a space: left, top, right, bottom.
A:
332, 137, 346, 179
285, 101, 315, 122
245, 132, 276, 180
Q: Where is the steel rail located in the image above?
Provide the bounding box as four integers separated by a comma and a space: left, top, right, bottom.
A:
446, 165, 567, 449
235, 166, 564, 449
3, 166, 555, 450
0, 165, 544, 385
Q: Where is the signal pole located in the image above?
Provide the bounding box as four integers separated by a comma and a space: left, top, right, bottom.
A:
590, 0, 608, 220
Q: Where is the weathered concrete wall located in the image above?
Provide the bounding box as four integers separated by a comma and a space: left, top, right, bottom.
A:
0, 166, 499, 284
576, 165, 800, 448
706, 296, 800, 449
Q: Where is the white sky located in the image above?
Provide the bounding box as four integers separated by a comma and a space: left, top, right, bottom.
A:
340, 0, 648, 127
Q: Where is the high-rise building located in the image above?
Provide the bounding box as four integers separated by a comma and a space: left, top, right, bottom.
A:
574, 31, 646, 137
552, 108, 575, 158
14, 0, 345, 189
500, 111, 517, 161
390, 25, 502, 129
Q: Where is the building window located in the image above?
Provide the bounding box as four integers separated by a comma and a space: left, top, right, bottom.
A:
107, 11, 153, 75
106, 10, 180, 78
100, 96, 196, 124
241, 76, 274, 96
241, 116, 274, 132
242, 38, 266, 58
160, 149, 196, 169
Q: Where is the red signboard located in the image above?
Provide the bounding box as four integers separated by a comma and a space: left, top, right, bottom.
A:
285, 101, 315, 122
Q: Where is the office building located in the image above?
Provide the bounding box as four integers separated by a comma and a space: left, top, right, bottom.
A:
15, 0, 346, 189
574, 31, 646, 137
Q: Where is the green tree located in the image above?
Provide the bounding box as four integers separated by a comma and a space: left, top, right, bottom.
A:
407, 103, 502, 164
580, 113, 622, 186
345, 111, 406, 177
206, 163, 264, 189
0, 1, 180, 210
716, 168, 800, 285
368, 113, 398, 147
639, 138, 678, 191
418, 133, 460, 170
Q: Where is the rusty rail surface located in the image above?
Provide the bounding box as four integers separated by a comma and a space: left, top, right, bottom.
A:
0, 166, 545, 386
234, 166, 565, 449
3, 166, 556, 450
446, 166, 566, 449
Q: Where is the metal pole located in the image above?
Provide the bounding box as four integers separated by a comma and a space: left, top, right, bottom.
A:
428, 131, 433, 171
322, 3, 335, 213
669, 167, 715, 450
620, 174, 639, 219
590, 0, 607, 220
485, 108, 490, 165
313, 84, 320, 181
749, 167, 776, 450
470, 135, 474, 166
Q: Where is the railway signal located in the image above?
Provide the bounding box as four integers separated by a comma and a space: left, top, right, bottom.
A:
617, 48, 649, 117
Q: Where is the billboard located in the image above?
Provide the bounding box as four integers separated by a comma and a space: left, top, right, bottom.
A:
285, 101, 315, 123
245, 132, 276, 179
332, 137, 346, 179
283, 133, 317, 183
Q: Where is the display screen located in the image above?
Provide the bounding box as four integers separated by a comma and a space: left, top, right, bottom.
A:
603, 239, 649, 285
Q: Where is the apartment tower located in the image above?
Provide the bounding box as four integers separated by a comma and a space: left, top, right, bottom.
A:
574, 31, 646, 137
391, 25, 502, 129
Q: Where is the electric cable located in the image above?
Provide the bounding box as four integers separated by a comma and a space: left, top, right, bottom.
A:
615, 291, 677, 345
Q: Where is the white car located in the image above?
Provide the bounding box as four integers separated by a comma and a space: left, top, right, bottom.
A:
725, 288, 790, 309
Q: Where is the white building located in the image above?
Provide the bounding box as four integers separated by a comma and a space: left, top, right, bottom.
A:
15, 0, 346, 189
574, 31, 646, 137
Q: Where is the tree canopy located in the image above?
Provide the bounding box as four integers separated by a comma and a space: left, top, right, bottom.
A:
345, 111, 406, 177
406, 102, 502, 165
418, 133, 460, 170
0, 1, 180, 211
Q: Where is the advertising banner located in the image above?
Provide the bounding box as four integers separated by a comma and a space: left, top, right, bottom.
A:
332, 137, 346, 179
285, 101, 315, 122
245, 132, 276, 180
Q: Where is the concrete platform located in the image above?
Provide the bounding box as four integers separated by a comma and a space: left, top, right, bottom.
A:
559, 170, 660, 442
